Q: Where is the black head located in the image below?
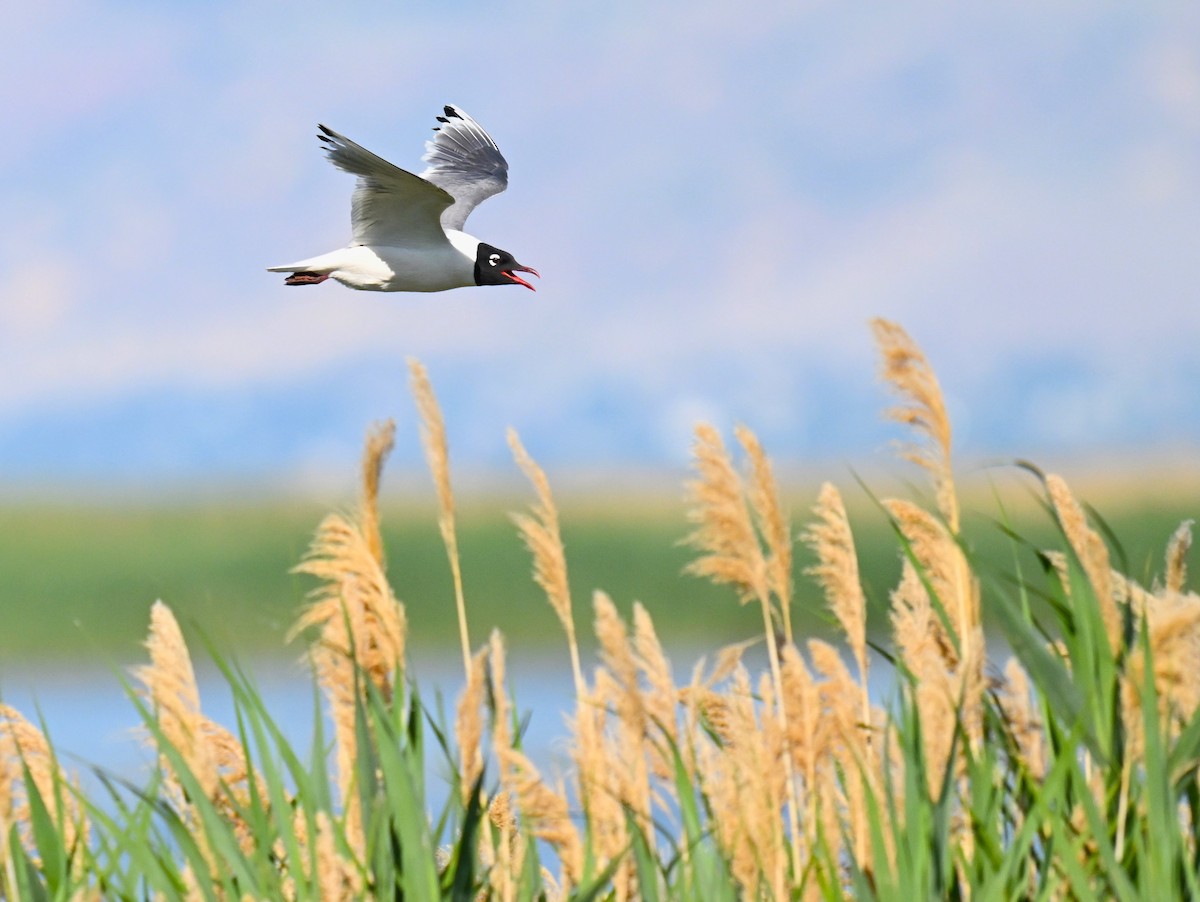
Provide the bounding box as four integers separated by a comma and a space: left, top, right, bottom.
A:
474, 243, 540, 291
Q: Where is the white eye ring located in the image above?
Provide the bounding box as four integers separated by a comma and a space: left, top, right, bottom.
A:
488, 253, 500, 266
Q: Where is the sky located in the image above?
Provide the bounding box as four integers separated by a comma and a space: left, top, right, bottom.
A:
3, 2, 1199, 491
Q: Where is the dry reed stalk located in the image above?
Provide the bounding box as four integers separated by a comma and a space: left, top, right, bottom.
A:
484, 633, 513, 810
890, 560, 958, 792
677, 641, 753, 777
998, 658, 1045, 780
291, 512, 407, 695
311, 810, 362, 901
1125, 593, 1200, 745
570, 673, 628, 885
292, 420, 407, 691
682, 422, 803, 878
737, 424, 794, 643
507, 428, 585, 699
484, 634, 525, 902
594, 592, 645, 740
484, 792, 522, 902
883, 499, 978, 664
300, 592, 363, 853
872, 317, 983, 727
133, 601, 216, 795
0, 704, 85, 872
291, 516, 406, 853
455, 647, 488, 805
291, 427, 410, 856
682, 424, 767, 606
678, 640, 756, 744
1045, 473, 1122, 650
497, 746, 583, 888
197, 720, 270, 856
884, 496, 986, 773
779, 644, 827, 860
1165, 519, 1193, 595
632, 602, 678, 781
488, 630, 511, 759
1109, 526, 1200, 756
358, 419, 395, 568
407, 359, 472, 677
592, 593, 650, 897
803, 482, 870, 723
870, 318, 958, 532
703, 666, 789, 898
809, 639, 881, 868
710, 638, 756, 684
747, 668, 788, 893
135, 602, 273, 873
134, 603, 265, 859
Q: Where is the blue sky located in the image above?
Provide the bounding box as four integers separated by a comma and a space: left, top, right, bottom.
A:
4, 3, 1199, 489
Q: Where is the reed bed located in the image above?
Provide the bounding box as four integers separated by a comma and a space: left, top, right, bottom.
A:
3, 318, 1200, 899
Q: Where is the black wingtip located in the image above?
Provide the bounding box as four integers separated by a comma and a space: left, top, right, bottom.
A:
436, 115, 449, 124
443, 104, 461, 119
317, 124, 334, 136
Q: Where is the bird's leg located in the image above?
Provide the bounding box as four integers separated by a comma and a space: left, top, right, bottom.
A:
283, 271, 329, 285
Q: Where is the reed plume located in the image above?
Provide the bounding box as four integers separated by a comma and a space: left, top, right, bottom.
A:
455, 646, 488, 805
1165, 519, 1193, 595
508, 427, 585, 698
358, 418, 395, 568
873, 319, 984, 755
682, 423, 767, 606
291, 423, 409, 854
133, 601, 213, 789
408, 358, 471, 677
488, 629, 512, 763
779, 644, 825, 855
134, 602, 263, 861
632, 601, 678, 779
484, 632, 526, 901
736, 424, 794, 642
0, 704, 85, 873
890, 559, 958, 790
871, 317, 958, 532
1045, 472, 1121, 649
809, 638, 877, 866
997, 658, 1045, 779
314, 810, 363, 901
682, 420, 803, 878
498, 746, 583, 888
292, 421, 406, 694
593, 592, 651, 851
700, 666, 788, 899
803, 482, 869, 702
291, 512, 407, 694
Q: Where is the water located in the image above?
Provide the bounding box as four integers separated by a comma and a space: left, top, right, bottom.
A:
2, 638, 994, 809
0, 651, 582, 802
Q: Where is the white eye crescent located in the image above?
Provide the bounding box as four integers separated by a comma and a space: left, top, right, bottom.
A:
488, 253, 500, 266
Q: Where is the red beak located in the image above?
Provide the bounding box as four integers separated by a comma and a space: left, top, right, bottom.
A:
502, 265, 540, 291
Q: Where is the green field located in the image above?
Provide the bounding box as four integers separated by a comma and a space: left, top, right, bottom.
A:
1, 474, 1195, 664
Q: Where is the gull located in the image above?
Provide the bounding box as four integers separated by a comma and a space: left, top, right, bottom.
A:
268, 105, 538, 292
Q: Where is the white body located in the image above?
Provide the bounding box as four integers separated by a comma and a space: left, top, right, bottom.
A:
269, 230, 479, 292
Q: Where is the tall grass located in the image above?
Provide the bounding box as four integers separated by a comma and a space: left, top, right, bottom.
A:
3, 318, 1200, 899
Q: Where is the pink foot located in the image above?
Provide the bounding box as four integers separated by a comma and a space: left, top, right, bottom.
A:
284, 271, 329, 285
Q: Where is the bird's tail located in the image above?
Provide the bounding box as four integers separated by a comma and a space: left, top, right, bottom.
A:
267, 253, 337, 286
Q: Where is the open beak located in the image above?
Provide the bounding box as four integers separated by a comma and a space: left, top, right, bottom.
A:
502, 264, 540, 291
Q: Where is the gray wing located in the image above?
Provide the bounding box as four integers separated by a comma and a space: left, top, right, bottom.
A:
318, 125, 454, 248
419, 105, 509, 231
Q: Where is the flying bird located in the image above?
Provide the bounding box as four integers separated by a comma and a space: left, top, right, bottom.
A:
268, 105, 539, 292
